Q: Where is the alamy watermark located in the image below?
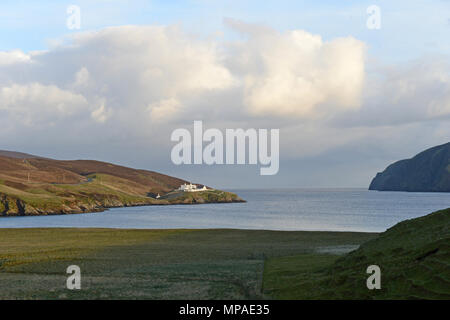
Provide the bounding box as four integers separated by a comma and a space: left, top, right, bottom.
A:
171, 121, 279, 175
366, 5, 381, 30
66, 265, 81, 290
366, 265, 381, 290
67, 5, 81, 30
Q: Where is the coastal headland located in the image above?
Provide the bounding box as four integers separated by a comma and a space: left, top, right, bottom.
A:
0, 150, 244, 216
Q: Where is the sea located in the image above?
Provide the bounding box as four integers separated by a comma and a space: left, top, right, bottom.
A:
0, 189, 449, 232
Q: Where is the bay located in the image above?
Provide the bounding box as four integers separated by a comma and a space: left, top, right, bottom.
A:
0, 188, 449, 232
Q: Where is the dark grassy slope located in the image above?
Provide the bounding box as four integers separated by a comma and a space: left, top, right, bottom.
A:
264, 208, 450, 299
369, 142, 450, 192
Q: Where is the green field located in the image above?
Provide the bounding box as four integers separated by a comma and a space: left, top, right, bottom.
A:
0, 228, 375, 299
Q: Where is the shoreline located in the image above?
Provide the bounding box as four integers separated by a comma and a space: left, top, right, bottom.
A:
0, 191, 246, 217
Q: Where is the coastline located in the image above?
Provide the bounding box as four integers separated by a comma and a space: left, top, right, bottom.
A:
0, 191, 246, 217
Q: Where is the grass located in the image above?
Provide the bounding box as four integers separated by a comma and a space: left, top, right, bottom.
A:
263, 208, 450, 299
0, 228, 186, 268
263, 254, 341, 299
0, 228, 375, 300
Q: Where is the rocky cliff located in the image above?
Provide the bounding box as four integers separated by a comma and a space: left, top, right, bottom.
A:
369, 142, 450, 192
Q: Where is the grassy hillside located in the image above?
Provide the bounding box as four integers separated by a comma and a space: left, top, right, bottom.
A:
0, 154, 243, 216
0, 228, 375, 300
263, 208, 450, 299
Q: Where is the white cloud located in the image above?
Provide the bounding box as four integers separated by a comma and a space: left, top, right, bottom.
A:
0, 25, 237, 131
91, 103, 111, 123
333, 58, 450, 127
0, 50, 31, 66
68, 25, 234, 97
148, 98, 182, 123
228, 27, 366, 117
0, 83, 88, 126
73, 67, 90, 88
0, 25, 367, 131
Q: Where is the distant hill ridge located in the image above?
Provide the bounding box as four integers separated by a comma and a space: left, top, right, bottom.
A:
369, 142, 450, 192
0, 150, 43, 159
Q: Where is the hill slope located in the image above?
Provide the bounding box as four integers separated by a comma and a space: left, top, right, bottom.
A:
264, 208, 450, 299
0, 152, 243, 216
369, 142, 450, 192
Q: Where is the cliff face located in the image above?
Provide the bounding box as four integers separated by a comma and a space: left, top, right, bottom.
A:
369, 142, 450, 192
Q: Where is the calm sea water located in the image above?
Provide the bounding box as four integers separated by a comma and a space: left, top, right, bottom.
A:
0, 189, 449, 232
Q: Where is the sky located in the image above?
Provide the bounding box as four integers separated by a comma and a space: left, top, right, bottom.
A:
0, 0, 449, 188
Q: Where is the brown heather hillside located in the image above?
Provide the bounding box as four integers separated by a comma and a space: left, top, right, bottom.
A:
0, 152, 243, 216
0, 156, 186, 193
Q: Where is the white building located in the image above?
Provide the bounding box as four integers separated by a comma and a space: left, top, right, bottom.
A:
178, 183, 208, 192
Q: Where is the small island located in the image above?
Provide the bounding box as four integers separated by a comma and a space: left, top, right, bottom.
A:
0, 151, 244, 216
